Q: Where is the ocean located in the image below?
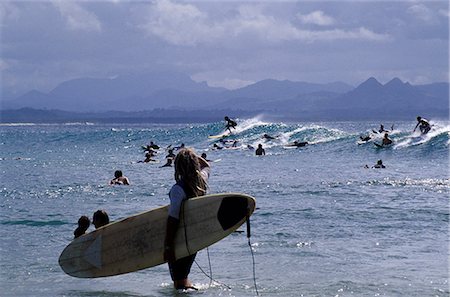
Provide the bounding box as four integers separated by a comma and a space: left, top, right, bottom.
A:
0, 118, 449, 297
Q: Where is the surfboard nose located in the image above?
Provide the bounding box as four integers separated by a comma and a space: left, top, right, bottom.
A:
217, 194, 256, 231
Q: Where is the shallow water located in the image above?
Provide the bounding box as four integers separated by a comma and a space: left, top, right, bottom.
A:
0, 119, 448, 296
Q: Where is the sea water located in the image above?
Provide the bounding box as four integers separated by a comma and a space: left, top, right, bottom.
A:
0, 118, 448, 297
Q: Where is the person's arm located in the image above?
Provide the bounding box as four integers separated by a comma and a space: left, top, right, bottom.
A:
123, 177, 130, 185
164, 216, 179, 263
413, 122, 420, 131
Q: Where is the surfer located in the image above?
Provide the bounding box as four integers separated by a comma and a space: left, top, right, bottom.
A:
381, 133, 393, 146
224, 116, 237, 133
74, 216, 90, 238
93, 210, 110, 229
287, 141, 308, 147
144, 141, 160, 150
255, 144, 265, 155
160, 158, 173, 168
373, 124, 394, 134
164, 148, 210, 290
360, 135, 371, 142
413, 116, 431, 134
373, 159, 386, 168
263, 133, 276, 140
212, 143, 223, 150
200, 153, 211, 162
174, 143, 185, 150
166, 149, 176, 160
110, 170, 130, 185
143, 151, 157, 163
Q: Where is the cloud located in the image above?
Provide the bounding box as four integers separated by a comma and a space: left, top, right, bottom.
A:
0, 2, 20, 23
438, 9, 450, 18
297, 10, 335, 26
407, 4, 433, 22
138, 0, 389, 46
52, 1, 102, 32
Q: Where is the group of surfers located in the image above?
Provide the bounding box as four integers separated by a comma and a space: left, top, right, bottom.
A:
73, 115, 434, 290
360, 116, 432, 147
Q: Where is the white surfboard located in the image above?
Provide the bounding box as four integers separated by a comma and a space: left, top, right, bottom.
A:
208, 131, 231, 139
59, 193, 256, 278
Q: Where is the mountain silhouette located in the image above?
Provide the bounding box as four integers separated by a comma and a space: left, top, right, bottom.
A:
2, 72, 448, 121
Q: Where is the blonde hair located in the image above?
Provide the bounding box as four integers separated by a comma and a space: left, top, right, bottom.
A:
174, 148, 207, 198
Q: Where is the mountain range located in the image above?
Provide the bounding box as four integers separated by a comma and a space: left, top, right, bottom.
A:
1, 71, 448, 122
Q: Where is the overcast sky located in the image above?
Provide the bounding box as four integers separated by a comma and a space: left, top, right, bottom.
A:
1, 0, 448, 98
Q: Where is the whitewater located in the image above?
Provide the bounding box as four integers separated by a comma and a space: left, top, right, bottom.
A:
0, 118, 448, 296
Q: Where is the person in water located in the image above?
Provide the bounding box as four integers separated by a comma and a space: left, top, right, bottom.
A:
413, 116, 431, 134
160, 158, 173, 168
373, 159, 386, 168
224, 116, 237, 133
74, 215, 90, 238
93, 210, 110, 229
212, 143, 223, 150
286, 140, 308, 147
166, 149, 176, 160
174, 143, 185, 150
143, 151, 157, 163
360, 135, 371, 142
110, 170, 130, 185
382, 133, 393, 146
263, 133, 276, 140
200, 153, 211, 162
164, 148, 210, 290
255, 144, 265, 155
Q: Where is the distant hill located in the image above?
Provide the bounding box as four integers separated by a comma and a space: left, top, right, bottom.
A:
2, 71, 353, 112
1, 71, 448, 121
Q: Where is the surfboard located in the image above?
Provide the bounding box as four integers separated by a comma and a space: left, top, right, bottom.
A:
374, 142, 393, 148
59, 193, 256, 278
208, 132, 231, 139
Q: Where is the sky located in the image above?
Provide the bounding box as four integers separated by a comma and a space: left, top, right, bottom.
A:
0, 0, 448, 99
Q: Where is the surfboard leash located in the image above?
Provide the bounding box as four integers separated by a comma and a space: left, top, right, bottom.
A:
247, 215, 260, 296
181, 201, 232, 290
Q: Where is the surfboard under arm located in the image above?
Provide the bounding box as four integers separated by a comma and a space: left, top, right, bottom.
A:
59, 193, 256, 278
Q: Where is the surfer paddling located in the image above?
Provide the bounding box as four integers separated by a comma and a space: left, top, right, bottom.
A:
164, 148, 210, 290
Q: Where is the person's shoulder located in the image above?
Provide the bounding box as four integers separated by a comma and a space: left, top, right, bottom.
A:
201, 166, 211, 179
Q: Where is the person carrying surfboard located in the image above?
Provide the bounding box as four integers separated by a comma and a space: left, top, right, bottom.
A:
164, 148, 210, 290
224, 116, 237, 133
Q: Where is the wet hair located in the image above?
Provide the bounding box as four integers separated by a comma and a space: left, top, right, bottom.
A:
114, 170, 123, 178
417, 116, 421, 121
377, 160, 383, 165
93, 210, 110, 229
174, 148, 207, 198
258, 144, 262, 148
201, 153, 207, 159
74, 215, 90, 238
78, 215, 90, 229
